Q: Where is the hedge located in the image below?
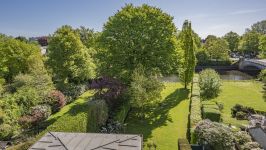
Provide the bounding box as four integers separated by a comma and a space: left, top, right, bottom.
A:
190, 97, 201, 126
202, 107, 221, 122
178, 138, 192, 150
188, 75, 202, 143
202, 104, 219, 110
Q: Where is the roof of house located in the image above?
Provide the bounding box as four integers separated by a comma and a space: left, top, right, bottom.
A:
248, 127, 266, 149
29, 132, 142, 150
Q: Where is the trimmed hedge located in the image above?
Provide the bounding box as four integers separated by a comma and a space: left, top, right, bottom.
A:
202, 107, 221, 122
202, 104, 219, 110
178, 138, 192, 150
189, 75, 202, 143
190, 97, 201, 126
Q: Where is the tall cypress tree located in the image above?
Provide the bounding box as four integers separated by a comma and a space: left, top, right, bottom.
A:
179, 20, 196, 89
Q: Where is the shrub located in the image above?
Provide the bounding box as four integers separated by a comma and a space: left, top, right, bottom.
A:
234, 131, 252, 145
46, 90, 66, 113
59, 83, 87, 103
235, 111, 247, 120
0, 95, 21, 140
195, 120, 235, 150
199, 69, 221, 99
258, 69, 266, 81
202, 107, 221, 122
241, 142, 261, 150
19, 105, 51, 128
128, 65, 164, 116
100, 120, 122, 134
87, 99, 108, 131
178, 138, 192, 150
231, 104, 255, 119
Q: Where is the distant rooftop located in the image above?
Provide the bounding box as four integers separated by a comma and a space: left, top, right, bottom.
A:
29, 132, 142, 150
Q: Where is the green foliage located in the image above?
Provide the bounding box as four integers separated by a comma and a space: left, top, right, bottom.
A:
195, 120, 235, 150
128, 65, 164, 115
0, 95, 21, 140
251, 20, 266, 34
47, 25, 95, 84
259, 35, 266, 58
199, 69, 221, 99
87, 99, 108, 131
0, 36, 44, 82
203, 36, 230, 60
231, 104, 255, 120
178, 138, 192, 150
113, 99, 131, 123
99, 4, 180, 82
190, 96, 202, 127
58, 82, 87, 103
238, 31, 261, 54
223, 31, 240, 52
0, 78, 4, 96
234, 131, 252, 145
202, 107, 221, 122
189, 76, 202, 143
178, 20, 196, 88
241, 142, 261, 150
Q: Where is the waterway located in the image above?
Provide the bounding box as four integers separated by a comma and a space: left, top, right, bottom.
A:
160, 70, 256, 82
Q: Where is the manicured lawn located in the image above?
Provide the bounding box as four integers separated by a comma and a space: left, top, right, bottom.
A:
125, 82, 190, 150
210, 81, 266, 127
40, 90, 94, 135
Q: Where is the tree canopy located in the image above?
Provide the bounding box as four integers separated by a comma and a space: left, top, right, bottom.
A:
47, 25, 95, 84
251, 20, 266, 34
203, 36, 229, 60
238, 31, 261, 54
99, 4, 180, 82
0, 35, 44, 82
223, 31, 240, 52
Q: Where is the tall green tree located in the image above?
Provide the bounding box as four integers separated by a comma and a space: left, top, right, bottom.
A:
223, 31, 240, 52
251, 20, 266, 34
178, 20, 196, 89
204, 36, 229, 60
0, 35, 44, 82
259, 35, 266, 58
238, 31, 261, 54
47, 25, 95, 85
99, 4, 180, 82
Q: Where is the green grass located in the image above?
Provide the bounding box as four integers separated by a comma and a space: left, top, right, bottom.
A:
40, 90, 94, 135
125, 82, 190, 150
209, 81, 266, 127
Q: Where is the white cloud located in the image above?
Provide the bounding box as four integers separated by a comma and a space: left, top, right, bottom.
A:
229, 8, 266, 15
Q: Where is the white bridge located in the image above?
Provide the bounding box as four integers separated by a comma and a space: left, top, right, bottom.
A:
239, 59, 266, 70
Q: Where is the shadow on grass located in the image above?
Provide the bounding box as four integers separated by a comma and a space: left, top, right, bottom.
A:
125, 88, 189, 142
39, 94, 94, 132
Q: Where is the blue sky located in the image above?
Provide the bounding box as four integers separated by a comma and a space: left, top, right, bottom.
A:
0, 0, 265, 38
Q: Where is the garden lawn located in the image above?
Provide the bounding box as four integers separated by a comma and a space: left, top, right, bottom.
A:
39, 90, 94, 136
125, 82, 190, 150
210, 81, 266, 127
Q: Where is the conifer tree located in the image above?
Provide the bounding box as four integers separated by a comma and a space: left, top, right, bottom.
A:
179, 20, 196, 89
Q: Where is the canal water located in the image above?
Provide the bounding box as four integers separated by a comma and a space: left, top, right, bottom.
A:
218, 70, 254, 80
159, 70, 256, 82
